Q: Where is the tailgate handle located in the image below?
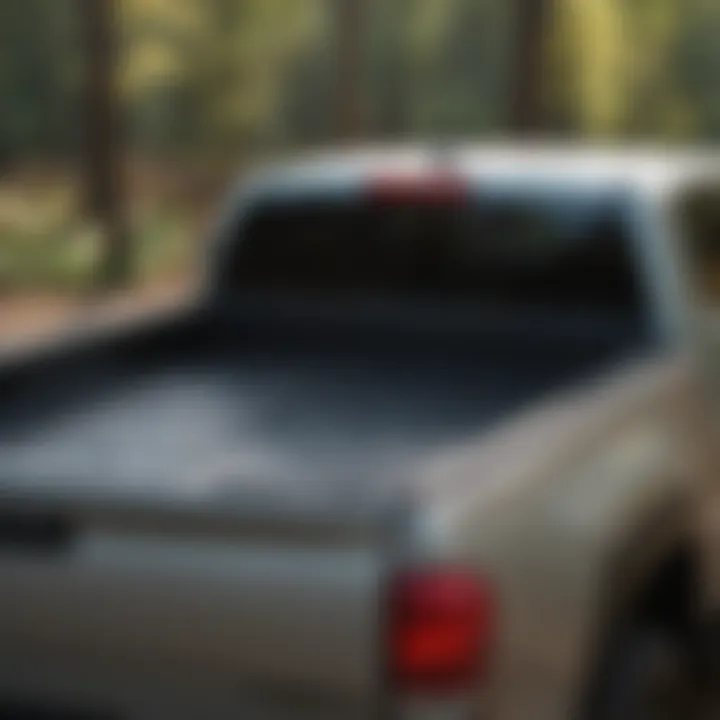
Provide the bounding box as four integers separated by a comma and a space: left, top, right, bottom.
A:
0, 511, 76, 552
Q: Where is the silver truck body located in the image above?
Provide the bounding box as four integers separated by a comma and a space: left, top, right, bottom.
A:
0, 146, 719, 719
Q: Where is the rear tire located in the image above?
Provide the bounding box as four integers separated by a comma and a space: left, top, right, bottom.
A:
590, 626, 701, 720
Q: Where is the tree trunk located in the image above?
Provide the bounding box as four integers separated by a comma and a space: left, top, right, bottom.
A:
333, 0, 365, 141
509, 0, 554, 135
78, 0, 131, 289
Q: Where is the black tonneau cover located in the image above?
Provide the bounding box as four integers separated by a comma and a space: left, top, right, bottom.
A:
0, 305, 643, 504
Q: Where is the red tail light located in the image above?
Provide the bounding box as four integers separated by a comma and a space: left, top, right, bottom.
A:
367, 173, 467, 205
389, 568, 494, 694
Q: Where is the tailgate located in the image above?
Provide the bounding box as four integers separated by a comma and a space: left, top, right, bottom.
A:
0, 490, 390, 718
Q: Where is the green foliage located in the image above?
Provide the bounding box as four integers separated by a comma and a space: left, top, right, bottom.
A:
0, 0, 80, 162
0, 184, 194, 291
0, 181, 93, 291
408, 0, 512, 135
4, 0, 720, 161
122, 0, 325, 157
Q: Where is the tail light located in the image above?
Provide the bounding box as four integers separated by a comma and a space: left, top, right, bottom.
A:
388, 568, 495, 695
367, 173, 468, 205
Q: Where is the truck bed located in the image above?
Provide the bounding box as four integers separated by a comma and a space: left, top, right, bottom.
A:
0, 309, 642, 500
0, 307, 652, 717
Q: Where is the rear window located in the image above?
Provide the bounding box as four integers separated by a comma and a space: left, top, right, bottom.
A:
221, 193, 644, 315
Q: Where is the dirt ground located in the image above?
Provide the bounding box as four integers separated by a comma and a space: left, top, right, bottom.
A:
0, 281, 192, 348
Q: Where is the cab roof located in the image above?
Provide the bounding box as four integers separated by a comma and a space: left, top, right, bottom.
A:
251, 143, 720, 199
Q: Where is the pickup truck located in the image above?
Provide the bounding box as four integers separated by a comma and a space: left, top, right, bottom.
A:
0, 146, 719, 720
